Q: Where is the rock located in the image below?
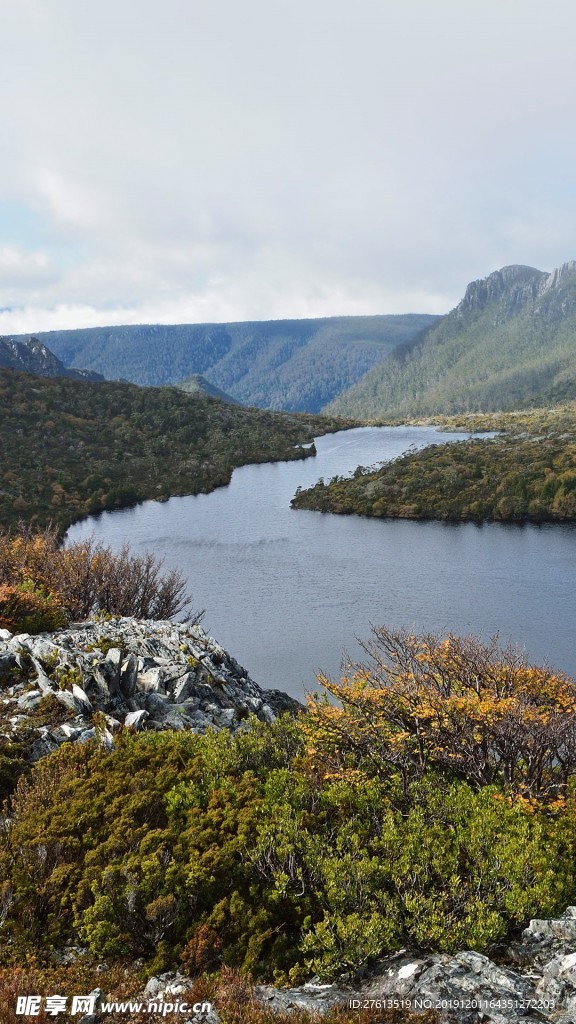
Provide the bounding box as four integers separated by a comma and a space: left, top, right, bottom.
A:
524, 915, 576, 944
173, 671, 197, 703
255, 981, 352, 1014
105, 647, 122, 683
0, 651, 17, 678
85, 665, 111, 702
259, 703, 276, 723
103, 713, 121, 732
144, 692, 171, 716
119, 653, 139, 697
77, 728, 97, 743
54, 689, 84, 715
17, 689, 42, 710
72, 683, 93, 714
261, 687, 303, 716
28, 638, 61, 662
30, 657, 56, 695
144, 976, 161, 997
50, 723, 84, 744
124, 709, 149, 731
155, 706, 193, 731
30, 735, 60, 761
137, 667, 166, 693
215, 708, 237, 728
536, 950, 576, 1009
0, 628, 12, 641
0, 615, 302, 766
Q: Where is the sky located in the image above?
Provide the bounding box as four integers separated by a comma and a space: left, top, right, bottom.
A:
2, 0, 576, 333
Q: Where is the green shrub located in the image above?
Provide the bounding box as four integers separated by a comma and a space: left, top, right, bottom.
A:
1, 710, 574, 982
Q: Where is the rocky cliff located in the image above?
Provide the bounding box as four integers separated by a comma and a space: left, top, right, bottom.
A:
0, 616, 301, 767
0, 336, 104, 381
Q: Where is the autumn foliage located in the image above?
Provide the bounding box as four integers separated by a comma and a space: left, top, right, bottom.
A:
305, 627, 576, 802
0, 527, 194, 632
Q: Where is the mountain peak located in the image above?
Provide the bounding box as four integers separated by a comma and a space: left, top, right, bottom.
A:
326, 258, 576, 419
0, 336, 104, 381
540, 260, 576, 294
457, 265, 546, 316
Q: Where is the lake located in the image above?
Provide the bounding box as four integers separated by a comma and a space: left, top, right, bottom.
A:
66, 426, 576, 700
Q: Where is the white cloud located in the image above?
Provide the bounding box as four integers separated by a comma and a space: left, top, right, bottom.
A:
1, 0, 576, 330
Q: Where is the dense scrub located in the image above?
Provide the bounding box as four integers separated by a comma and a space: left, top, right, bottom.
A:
292, 402, 576, 522
2, 629, 576, 985
0, 368, 350, 533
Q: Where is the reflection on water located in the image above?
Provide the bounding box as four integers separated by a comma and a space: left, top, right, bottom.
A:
66, 427, 576, 699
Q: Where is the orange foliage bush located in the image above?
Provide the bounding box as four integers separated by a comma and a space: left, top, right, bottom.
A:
0, 581, 66, 635
0, 526, 195, 630
305, 626, 576, 802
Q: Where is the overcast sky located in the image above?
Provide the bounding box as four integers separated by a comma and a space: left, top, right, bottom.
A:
1, 0, 576, 332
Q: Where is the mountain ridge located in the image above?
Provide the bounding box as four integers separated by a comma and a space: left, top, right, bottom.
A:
10, 313, 438, 412
326, 260, 576, 418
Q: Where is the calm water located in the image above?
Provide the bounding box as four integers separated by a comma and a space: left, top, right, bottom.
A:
66, 426, 576, 699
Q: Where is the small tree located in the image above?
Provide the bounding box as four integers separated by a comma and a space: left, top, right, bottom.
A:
305, 626, 576, 802
0, 526, 199, 630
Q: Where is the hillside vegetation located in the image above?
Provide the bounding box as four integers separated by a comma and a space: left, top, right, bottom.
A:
327, 261, 576, 418
0, 369, 349, 533
11, 314, 438, 412
292, 403, 576, 522
1, 626, 575, 987
174, 373, 238, 403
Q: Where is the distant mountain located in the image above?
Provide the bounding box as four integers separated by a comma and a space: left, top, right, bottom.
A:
10, 314, 438, 413
174, 373, 239, 404
0, 336, 104, 382
326, 261, 576, 418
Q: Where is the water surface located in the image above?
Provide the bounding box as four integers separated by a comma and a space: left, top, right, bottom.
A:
66, 427, 576, 699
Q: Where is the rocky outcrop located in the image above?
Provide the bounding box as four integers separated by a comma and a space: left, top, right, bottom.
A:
0, 617, 301, 763
0, 336, 104, 381
31, 917, 576, 1024
456, 265, 547, 317
252, 906, 576, 1022
58, 913, 576, 1024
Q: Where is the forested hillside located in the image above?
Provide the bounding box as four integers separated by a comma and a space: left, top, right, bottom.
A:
0, 369, 349, 533
292, 403, 576, 523
174, 373, 238, 403
11, 314, 437, 412
327, 262, 576, 418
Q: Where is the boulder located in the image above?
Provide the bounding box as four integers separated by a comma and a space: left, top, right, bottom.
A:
72, 683, 93, 715
17, 689, 42, 710
173, 671, 197, 703
137, 667, 166, 694
124, 709, 149, 731
119, 653, 139, 697
0, 615, 302, 765
30, 734, 60, 761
